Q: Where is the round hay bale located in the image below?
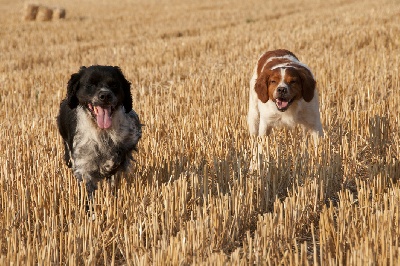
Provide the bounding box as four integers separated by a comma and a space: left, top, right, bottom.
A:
36, 6, 53, 21
22, 4, 39, 21
52, 8, 66, 19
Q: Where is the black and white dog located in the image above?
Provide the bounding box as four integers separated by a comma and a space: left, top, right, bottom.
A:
57, 66, 142, 197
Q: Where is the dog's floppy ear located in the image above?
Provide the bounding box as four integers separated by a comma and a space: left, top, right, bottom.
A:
67, 66, 86, 109
298, 67, 316, 102
255, 72, 269, 103
113, 66, 132, 113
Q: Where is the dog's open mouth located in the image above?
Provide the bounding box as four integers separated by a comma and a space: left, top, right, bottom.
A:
88, 103, 115, 129
275, 98, 294, 112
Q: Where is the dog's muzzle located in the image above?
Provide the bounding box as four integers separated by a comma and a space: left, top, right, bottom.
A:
87, 89, 118, 129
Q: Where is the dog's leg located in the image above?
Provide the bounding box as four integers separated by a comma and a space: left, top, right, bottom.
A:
75, 174, 91, 213
300, 123, 323, 155
83, 180, 98, 215
110, 175, 115, 189
301, 94, 323, 148
249, 137, 259, 172
75, 171, 97, 213
249, 120, 271, 172
107, 175, 118, 197
247, 98, 260, 136
258, 119, 272, 136
310, 129, 320, 154
247, 72, 260, 136
248, 114, 260, 136
85, 180, 97, 200
63, 141, 73, 168
312, 126, 323, 144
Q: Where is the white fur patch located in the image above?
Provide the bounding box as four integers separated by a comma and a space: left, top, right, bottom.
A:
277, 68, 287, 88
270, 63, 291, 70
267, 55, 299, 64
261, 54, 299, 73
262, 54, 315, 80
72, 106, 140, 183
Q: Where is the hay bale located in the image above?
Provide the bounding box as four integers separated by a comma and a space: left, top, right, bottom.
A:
36, 6, 53, 21
22, 4, 39, 21
52, 8, 66, 19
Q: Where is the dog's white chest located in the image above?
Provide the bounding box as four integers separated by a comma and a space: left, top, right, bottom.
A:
258, 100, 301, 128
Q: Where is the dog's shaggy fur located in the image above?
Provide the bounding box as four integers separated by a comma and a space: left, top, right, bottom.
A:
57, 66, 142, 197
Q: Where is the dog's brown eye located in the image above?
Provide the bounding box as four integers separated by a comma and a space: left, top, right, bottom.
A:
270, 80, 277, 84
290, 80, 297, 84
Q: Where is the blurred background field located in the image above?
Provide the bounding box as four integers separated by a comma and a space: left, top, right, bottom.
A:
0, 0, 399, 264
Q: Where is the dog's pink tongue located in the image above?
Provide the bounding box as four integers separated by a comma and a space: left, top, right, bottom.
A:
276, 99, 288, 109
96, 106, 112, 129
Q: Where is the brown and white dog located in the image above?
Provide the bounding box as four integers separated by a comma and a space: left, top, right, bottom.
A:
247, 49, 323, 141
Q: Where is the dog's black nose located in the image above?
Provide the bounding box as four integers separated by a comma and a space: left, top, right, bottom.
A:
277, 87, 287, 94
99, 91, 113, 103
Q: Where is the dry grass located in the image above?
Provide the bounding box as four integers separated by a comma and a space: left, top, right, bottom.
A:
0, 0, 399, 264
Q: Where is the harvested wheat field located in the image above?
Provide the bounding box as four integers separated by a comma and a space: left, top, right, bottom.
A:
0, 0, 400, 264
